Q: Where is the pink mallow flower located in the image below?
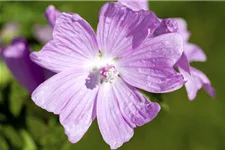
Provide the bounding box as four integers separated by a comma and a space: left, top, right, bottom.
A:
1, 38, 45, 93
30, 2, 185, 149
119, 0, 215, 100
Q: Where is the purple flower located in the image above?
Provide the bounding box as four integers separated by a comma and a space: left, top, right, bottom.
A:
1, 38, 45, 93
45, 5, 60, 28
119, 0, 215, 100
30, 3, 184, 149
175, 18, 215, 100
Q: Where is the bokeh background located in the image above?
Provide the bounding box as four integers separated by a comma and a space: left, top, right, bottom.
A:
0, 1, 225, 150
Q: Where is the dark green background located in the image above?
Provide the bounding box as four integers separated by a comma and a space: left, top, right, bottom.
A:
0, 1, 225, 150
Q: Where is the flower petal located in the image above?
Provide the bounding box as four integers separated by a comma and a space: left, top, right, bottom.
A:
97, 82, 134, 149
2, 38, 44, 93
118, 33, 185, 93
120, 67, 184, 93
32, 69, 99, 143
97, 2, 160, 58
112, 78, 160, 127
153, 18, 179, 37
120, 33, 183, 66
45, 5, 60, 27
179, 66, 215, 100
184, 43, 207, 62
175, 52, 191, 74
118, 0, 149, 11
174, 18, 190, 41
30, 13, 98, 73
33, 24, 52, 43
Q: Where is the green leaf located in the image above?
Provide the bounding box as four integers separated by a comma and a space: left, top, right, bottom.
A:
0, 136, 9, 150
41, 118, 67, 150
2, 125, 23, 149
0, 62, 12, 89
9, 81, 28, 117
20, 130, 37, 150
27, 116, 46, 143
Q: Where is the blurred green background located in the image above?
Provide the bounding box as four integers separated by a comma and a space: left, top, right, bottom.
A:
0, 1, 225, 150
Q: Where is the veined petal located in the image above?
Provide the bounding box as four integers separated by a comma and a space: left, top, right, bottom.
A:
120, 33, 183, 66
175, 52, 191, 74
180, 66, 215, 100
153, 18, 179, 37
118, 0, 149, 11
32, 69, 99, 143
184, 43, 207, 62
118, 33, 185, 93
45, 5, 60, 27
174, 18, 190, 41
97, 2, 160, 58
2, 38, 44, 93
97, 82, 134, 149
30, 13, 98, 73
112, 78, 160, 127
120, 67, 184, 93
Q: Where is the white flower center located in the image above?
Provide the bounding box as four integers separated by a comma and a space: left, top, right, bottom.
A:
89, 52, 119, 83
100, 65, 119, 83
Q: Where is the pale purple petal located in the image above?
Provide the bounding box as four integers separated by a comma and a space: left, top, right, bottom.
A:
175, 52, 191, 74
112, 78, 160, 127
97, 2, 160, 58
179, 66, 215, 100
120, 33, 184, 66
118, 33, 185, 93
127, 11, 160, 50
184, 43, 207, 62
118, 0, 149, 11
30, 13, 98, 73
33, 24, 52, 43
120, 67, 184, 93
153, 18, 178, 37
97, 82, 134, 149
174, 18, 190, 41
2, 38, 44, 93
45, 5, 60, 28
32, 69, 98, 143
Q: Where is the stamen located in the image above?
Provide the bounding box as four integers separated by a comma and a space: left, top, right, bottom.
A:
100, 64, 119, 83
